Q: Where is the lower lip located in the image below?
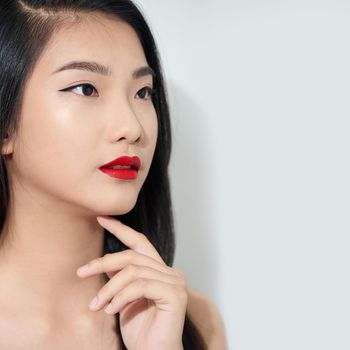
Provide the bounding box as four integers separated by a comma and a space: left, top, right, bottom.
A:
99, 167, 138, 180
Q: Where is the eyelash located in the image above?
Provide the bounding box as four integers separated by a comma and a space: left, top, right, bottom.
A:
61, 83, 156, 100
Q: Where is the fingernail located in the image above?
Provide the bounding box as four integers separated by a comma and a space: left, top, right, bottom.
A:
89, 296, 99, 310
77, 265, 89, 275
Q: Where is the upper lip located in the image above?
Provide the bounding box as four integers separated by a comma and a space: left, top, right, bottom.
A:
100, 156, 141, 170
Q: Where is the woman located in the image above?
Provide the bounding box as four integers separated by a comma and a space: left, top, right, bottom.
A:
0, 0, 227, 349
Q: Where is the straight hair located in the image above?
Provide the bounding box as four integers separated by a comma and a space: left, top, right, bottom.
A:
0, 0, 207, 348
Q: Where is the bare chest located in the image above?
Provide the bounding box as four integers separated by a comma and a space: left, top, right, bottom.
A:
0, 317, 121, 350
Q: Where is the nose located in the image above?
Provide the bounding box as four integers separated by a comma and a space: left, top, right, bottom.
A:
107, 101, 143, 144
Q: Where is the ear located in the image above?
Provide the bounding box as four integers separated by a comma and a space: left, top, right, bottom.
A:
1, 132, 15, 156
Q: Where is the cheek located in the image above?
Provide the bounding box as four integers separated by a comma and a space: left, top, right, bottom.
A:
13, 89, 94, 197
141, 108, 158, 169
150, 113, 158, 149
142, 106, 158, 149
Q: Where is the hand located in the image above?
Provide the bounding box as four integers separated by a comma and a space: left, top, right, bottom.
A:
76, 215, 187, 350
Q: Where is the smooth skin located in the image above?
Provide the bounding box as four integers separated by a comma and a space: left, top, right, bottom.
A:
0, 11, 227, 350
78, 215, 187, 350
78, 215, 228, 350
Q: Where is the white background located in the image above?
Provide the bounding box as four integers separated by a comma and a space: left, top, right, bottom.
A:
134, 1, 350, 349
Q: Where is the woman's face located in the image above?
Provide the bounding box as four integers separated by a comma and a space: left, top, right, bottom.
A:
5, 14, 158, 215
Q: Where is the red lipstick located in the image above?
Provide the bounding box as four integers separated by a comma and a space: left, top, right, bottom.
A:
99, 156, 141, 180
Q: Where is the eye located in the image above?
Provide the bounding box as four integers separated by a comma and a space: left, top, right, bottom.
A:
60, 83, 98, 97
136, 86, 155, 101
60, 84, 156, 100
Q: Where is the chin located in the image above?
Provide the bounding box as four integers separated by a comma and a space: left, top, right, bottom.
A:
96, 196, 138, 216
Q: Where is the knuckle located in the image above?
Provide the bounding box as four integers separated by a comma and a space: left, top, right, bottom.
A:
176, 286, 188, 305
178, 276, 187, 288
125, 249, 135, 261
172, 267, 182, 277
96, 258, 105, 269
136, 278, 148, 289
173, 268, 187, 285
125, 264, 138, 276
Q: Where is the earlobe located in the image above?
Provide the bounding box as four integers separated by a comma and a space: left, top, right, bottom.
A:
1, 144, 13, 156
1, 133, 15, 156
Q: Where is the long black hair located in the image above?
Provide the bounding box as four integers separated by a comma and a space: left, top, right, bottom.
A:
0, 0, 207, 348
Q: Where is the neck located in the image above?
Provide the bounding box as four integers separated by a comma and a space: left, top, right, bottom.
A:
0, 186, 111, 327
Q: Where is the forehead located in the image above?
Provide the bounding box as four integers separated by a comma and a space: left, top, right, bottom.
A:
35, 13, 147, 77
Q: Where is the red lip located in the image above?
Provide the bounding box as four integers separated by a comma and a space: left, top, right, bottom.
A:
100, 156, 141, 170
99, 156, 141, 180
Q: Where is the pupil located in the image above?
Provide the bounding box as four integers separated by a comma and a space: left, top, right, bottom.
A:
83, 85, 94, 96
139, 88, 148, 98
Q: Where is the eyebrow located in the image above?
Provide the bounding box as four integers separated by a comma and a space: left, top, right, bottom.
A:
51, 60, 156, 80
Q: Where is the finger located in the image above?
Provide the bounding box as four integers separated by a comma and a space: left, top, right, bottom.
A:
88, 264, 184, 311
103, 278, 188, 315
96, 215, 163, 262
76, 249, 172, 278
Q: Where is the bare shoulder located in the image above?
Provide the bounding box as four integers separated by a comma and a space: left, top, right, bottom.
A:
187, 287, 229, 350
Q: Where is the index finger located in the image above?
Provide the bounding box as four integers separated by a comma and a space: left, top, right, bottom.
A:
97, 215, 164, 263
